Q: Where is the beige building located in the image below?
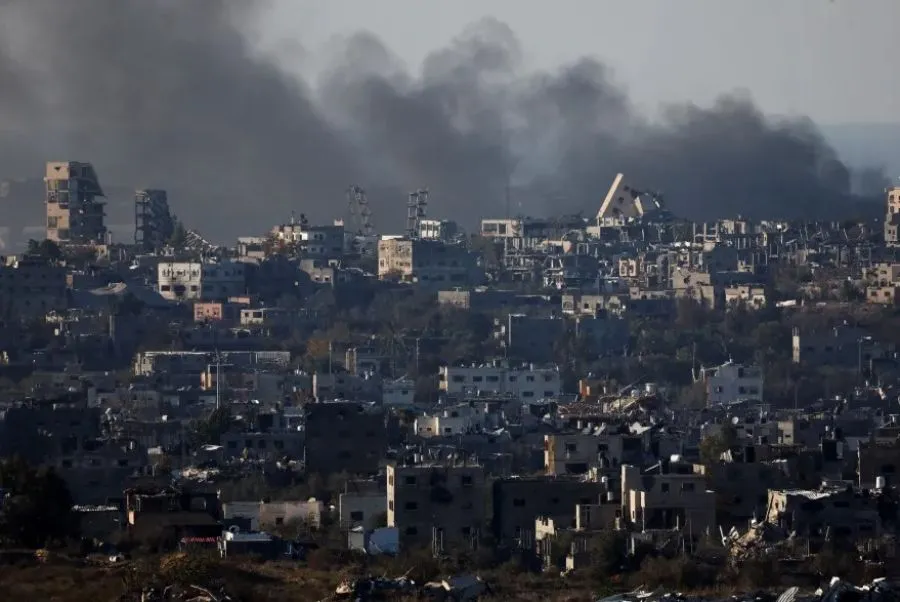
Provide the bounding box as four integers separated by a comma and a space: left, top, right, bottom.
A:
885, 186, 900, 246
724, 285, 767, 309
621, 462, 715, 536
387, 463, 486, 548
44, 161, 107, 245
377, 238, 481, 286
544, 432, 635, 476
157, 261, 246, 301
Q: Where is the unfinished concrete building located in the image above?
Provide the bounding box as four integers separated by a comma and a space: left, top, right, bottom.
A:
45, 161, 107, 245
134, 189, 175, 252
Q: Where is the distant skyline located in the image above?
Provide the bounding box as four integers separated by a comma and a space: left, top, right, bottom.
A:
260, 0, 900, 125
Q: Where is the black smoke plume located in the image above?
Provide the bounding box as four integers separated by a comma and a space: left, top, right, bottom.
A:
0, 2, 883, 243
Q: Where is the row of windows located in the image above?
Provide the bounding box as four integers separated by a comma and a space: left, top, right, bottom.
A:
448, 374, 553, 383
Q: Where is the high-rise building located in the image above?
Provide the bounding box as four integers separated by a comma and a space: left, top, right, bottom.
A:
885, 185, 900, 246
44, 161, 107, 245
134, 189, 175, 252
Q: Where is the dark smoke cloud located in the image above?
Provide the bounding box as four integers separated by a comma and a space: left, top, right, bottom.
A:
0, 2, 882, 243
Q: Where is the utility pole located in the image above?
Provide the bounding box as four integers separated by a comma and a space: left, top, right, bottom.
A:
215, 350, 221, 411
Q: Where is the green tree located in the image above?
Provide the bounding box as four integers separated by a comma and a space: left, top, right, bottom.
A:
168, 220, 188, 250
0, 456, 77, 548
25, 239, 62, 263
699, 425, 738, 466
191, 407, 234, 446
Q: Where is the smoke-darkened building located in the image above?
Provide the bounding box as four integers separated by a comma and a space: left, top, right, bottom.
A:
304, 402, 386, 475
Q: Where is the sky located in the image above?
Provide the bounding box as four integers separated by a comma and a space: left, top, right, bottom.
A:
260, 0, 900, 125
0, 0, 897, 244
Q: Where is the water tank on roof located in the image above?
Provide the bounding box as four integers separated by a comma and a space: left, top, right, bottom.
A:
876, 476, 887, 490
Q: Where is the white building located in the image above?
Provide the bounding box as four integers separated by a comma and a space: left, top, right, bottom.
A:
418, 219, 459, 242
382, 378, 415, 407
438, 362, 561, 400
699, 361, 763, 406
414, 405, 486, 438
157, 260, 246, 301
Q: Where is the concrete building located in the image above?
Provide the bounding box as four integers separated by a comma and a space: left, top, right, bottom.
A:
885, 186, 900, 246
594, 173, 665, 227
561, 293, 627, 317
418, 219, 460, 242
134, 189, 175, 252
496, 314, 566, 363
491, 476, 610, 542
387, 462, 487, 548
157, 261, 247, 301
0, 255, 67, 318
792, 326, 887, 368
271, 219, 345, 260
858, 438, 900, 490
339, 491, 386, 530
766, 488, 880, 540
698, 361, 763, 406
44, 161, 107, 245
621, 461, 715, 536
438, 362, 561, 400
382, 378, 415, 407
377, 238, 481, 286
304, 402, 386, 475
724, 285, 767, 309
544, 432, 643, 476
193, 301, 240, 324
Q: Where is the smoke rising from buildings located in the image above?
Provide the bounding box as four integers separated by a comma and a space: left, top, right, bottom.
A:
0, 1, 884, 242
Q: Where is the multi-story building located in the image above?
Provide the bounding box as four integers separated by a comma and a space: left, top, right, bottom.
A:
271, 219, 345, 260
621, 461, 715, 535
698, 361, 763, 406
157, 260, 246, 301
0, 255, 67, 318
417, 219, 460, 242
544, 432, 644, 476
492, 476, 610, 542
44, 161, 107, 245
387, 462, 487, 548
377, 238, 481, 286
885, 186, 900, 246
792, 325, 888, 368
438, 362, 561, 400
134, 189, 175, 252
304, 402, 386, 475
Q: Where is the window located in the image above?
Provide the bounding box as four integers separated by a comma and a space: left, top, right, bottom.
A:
350, 511, 364, 521
461, 475, 473, 487
405, 526, 418, 536
661, 483, 670, 493
682, 482, 696, 492
404, 502, 418, 511
513, 498, 526, 507
404, 476, 417, 486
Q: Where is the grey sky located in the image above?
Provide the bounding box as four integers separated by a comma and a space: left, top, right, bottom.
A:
260, 0, 900, 124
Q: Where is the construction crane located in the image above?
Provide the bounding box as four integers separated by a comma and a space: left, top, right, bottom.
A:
346, 184, 374, 237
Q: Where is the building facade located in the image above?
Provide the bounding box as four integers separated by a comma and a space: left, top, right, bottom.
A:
438, 362, 562, 400
45, 161, 107, 245
157, 261, 247, 301
387, 463, 487, 548
377, 238, 481, 286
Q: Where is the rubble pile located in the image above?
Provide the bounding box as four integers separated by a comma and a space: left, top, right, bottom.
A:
596, 580, 900, 602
